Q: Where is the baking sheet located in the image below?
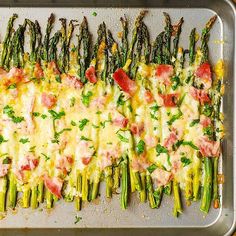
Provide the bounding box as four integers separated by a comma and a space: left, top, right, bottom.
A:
0, 3, 234, 234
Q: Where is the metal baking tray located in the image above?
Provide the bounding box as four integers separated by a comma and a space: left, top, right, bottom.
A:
0, 0, 235, 235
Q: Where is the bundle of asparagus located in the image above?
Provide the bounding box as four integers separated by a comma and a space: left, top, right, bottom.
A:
0, 11, 224, 218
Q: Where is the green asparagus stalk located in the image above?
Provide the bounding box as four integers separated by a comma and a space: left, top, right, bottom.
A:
0, 14, 18, 68
22, 186, 31, 208
172, 17, 184, 59
163, 182, 172, 195
81, 169, 88, 202
173, 179, 182, 217
45, 188, 53, 209
48, 31, 61, 62
142, 23, 151, 64
8, 172, 17, 208
34, 20, 42, 62
121, 155, 128, 209
37, 179, 44, 204
163, 12, 172, 64
146, 175, 156, 209
30, 185, 38, 209
154, 186, 163, 208
189, 28, 196, 65
75, 172, 82, 210
139, 172, 146, 203
120, 16, 128, 66
113, 166, 120, 191
105, 166, 113, 198
0, 177, 7, 212
91, 170, 101, 201
41, 13, 55, 62
151, 32, 164, 64
26, 19, 36, 62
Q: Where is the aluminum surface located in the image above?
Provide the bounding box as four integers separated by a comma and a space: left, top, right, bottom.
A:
0, 0, 234, 235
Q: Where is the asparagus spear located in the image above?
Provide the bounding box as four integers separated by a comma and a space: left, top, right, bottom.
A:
113, 165, 120, 191
105, 166, 113, 198
189, 28, 196, 66
37, 179, 44, 204
22, 186, 31, 208
172, 17, 184, 59
151, 32, 164, 64
173, 179, 183, 217
41, 13, 55, 62
48, 31, 61, 63
139, 172, 146, 203
34, 20, 42, 63
45, 188, 53, 209
31, 185, 38, 209
26, 19, 36, 63
154, 186, 163, 208
0, 14, 18, 68
0, 177, 7, 212
199, 15, 217, 213
81, 169, 88, 202
146, 175, 156, 208
58, 18, 67, 72
120, 16, 128, 66
75, 172, 82, 210
121, 155, 128, 209
8, 172, 17, 208
163, 12, 172, 64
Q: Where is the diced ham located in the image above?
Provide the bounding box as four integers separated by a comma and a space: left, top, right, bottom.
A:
44, 175, 63, 199
144, 135, 157, 148
64, 74, 83, 89
189, 86, 211, 104
8, 67, 25, 82
195, 62, 212, 88
0, 163, 10, 177
159, 93, 179, 107
48, 61, 60, 75
151, 168, 172, 187
197, 136, 220, 157
156, 64, 174, 86
163, 131, 178, 150
81, 157, 92, 165
144, 90, 154, 103
34, 62, 44, 79
98, 147, 121, 169
112, 110, 129, 128
131, 154, 149, 172
85, 66, 97, 83
130, 122, 144, 136
56, 155, 73, 174
200, 115, 212, 127
41, 92, 57, 109
113, 68, 137, 96
19, 154, 39, 171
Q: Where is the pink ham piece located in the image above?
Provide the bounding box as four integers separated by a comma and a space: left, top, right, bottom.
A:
151, 168, 172, 187
85, 66, 97, 83
41, 92, 57, 109
34, 63, 44, 79
195, 62, 212, 89
200, 115, 212, 127
20, 154, 39, 171
48, 61, 60, 75
155, 64, 174, 86
144, 135, 157, 148
112, 110, 129, 128
190, 86, 211, 104
0, 163, 10, 177
197, 136, 220, 157
131, 154, 149, 172
56, 155, 73, 174
44, 175, 63, 199
130, 122, 144, 136
163, 130, 178, 150
64, 74, 83, 89
113, 68, 137, 96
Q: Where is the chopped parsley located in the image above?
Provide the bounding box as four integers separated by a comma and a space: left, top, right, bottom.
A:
52, 128, 71, 144
116, 130, 129, 143
19, 138, 30, 144
7, 83, 17, 90
41, 114, 47, 119
175, 140, 199, 150
150, 104, 160, 112
41, 153, 50, 161
203, 126, 214, 138
55, 75, 61, 83
3, 156, 11, 164
48, 110, 65, 120
96, 111, 102, 115
70, 97, 76, 107
79, 119, 89, 131
136, 140, 145, 155
3, 105, 24, 123
92, 124, 99, 129
167, 110, 182, 125
171, 76, 181, 90
80, 136, 92, 141
202, 104, 213, 117
156, 144, 168, 155
100, 115, 112, 128
32, 112, 41, 117
92, 11, 97, 16
181, 157, 191, 167
29, 146, 36, 153
82, 91, 93, 107
117, 93, 126, 106
147, 164, 157, 173
0, 135, 8, 145
71, 120, 77, 126
74, 215, 82, 224
190, 119, 200, 127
